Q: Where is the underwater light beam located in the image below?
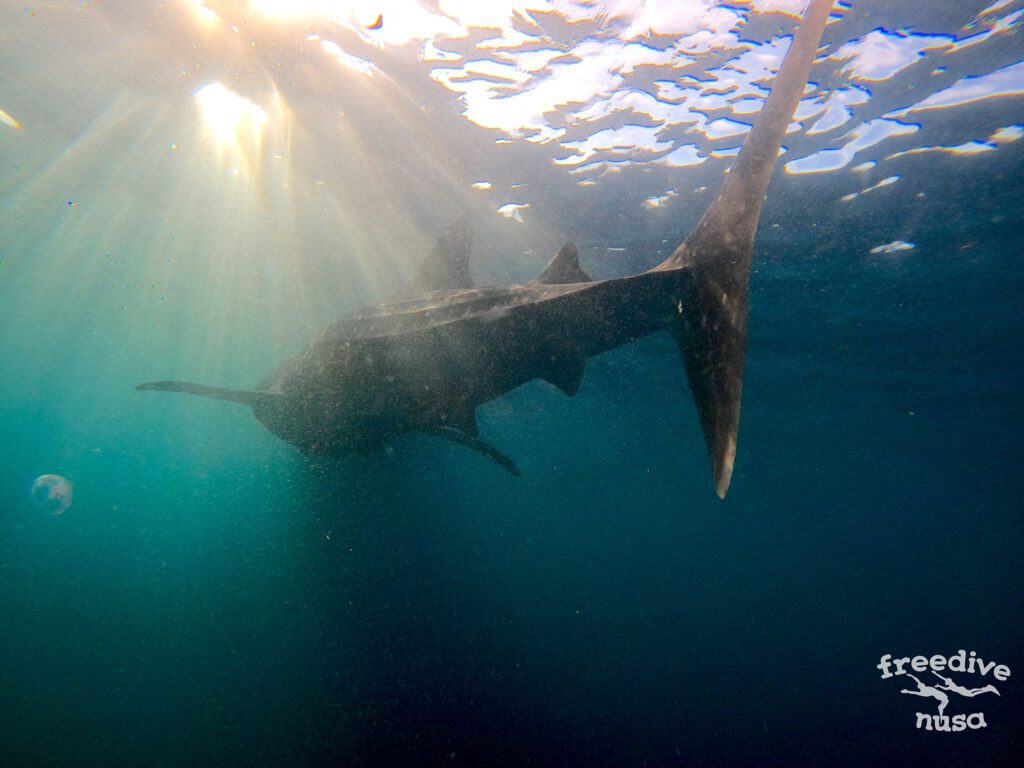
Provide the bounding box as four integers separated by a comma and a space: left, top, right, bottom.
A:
195, 82, 268, 148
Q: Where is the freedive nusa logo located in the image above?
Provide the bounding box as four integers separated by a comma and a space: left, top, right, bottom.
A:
878, 650, 1011, 732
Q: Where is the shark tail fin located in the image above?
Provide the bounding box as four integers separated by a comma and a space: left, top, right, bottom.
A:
135, 380, 276, 409
673, 268, 746, 500
652, 0, 833, 498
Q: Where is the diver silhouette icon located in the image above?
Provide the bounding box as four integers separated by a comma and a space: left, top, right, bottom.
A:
899, 674, 950, 715
899, 672, 1000, 715
932, 672, 1000, 699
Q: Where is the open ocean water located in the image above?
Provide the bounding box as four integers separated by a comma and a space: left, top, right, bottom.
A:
1, 2, 1022, 766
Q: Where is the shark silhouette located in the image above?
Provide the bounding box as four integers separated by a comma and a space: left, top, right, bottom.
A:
137, 0, 834, 498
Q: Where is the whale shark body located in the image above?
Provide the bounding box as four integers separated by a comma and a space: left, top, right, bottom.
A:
138, 0, 834, 498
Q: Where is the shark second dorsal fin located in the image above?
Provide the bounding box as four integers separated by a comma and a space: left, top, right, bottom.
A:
534, 242, 591, 285
411, 216, 474, 293
420, 425, 521, 476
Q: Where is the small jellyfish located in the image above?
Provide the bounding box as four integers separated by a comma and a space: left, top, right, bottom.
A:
31, 474, 73, 515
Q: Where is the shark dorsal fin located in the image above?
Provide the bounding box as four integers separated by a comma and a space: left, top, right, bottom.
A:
534, 242, 591, 285
412, 216, 474, 293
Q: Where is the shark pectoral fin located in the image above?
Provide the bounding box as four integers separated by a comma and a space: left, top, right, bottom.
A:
135, 380, 280, 409
411, 215, 474, 293
533, 242, 592, 285
420, 425, 521, 476
542, 355, 586, 397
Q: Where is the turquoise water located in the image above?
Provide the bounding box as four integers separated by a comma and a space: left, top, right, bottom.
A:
2, 3, 1023, 766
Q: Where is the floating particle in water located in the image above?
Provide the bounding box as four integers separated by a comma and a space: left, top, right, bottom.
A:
869, 240, 915, 255
0, 107, 20, 129
31, 474, 73, 515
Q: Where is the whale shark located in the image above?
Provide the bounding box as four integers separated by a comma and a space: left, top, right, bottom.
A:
137, 0, 834, 498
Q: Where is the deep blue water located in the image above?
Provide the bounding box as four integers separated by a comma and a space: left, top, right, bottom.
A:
3, 142, 1022, 766
3, 3, 1024, 765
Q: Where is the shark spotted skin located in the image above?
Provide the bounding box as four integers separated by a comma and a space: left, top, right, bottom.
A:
137, 0, 835, 498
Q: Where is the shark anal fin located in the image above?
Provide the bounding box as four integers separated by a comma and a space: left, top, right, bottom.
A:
420, 425, 521, 476
412, 216, 474, 293
534, 242, 591, 285
542, 355, 586, 397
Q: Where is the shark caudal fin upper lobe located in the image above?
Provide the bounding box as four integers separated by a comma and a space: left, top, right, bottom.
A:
651, 0, 834, 498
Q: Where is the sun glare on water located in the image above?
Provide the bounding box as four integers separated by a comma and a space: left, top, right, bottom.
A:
184, 0, 219, 26
248, 0, 329, 19
195, 82, 268, 150
249, 0, 378, 25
